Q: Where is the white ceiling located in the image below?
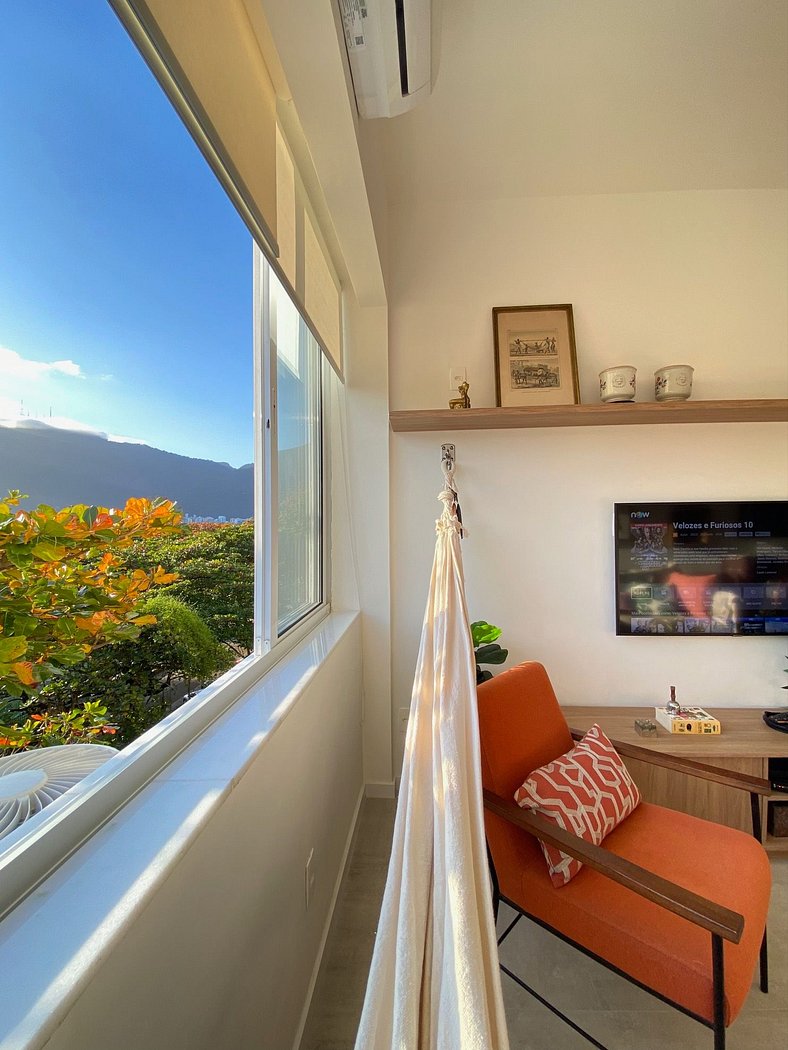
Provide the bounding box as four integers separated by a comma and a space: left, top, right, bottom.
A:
376, 0, 788, 203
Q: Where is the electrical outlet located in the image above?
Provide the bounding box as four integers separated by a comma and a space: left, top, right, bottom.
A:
305, 848, 315, 910
449, 365, 467, 390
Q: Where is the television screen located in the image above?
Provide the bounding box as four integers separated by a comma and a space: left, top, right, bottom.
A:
614, 501, 788, 636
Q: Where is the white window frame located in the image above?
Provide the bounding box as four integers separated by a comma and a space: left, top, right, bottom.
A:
0, 248, 332, 921
256, 245, 331, 654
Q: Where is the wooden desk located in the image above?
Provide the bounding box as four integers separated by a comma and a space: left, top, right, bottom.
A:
564, 706, 788, 853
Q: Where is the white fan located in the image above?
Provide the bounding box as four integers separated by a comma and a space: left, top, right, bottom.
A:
0, 744, 118, 839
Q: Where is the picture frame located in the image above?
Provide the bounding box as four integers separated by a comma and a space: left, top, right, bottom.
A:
492, 304, 580, 408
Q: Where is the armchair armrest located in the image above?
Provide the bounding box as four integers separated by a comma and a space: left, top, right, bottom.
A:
568, 728, 771, 796
483, 789, 744, 944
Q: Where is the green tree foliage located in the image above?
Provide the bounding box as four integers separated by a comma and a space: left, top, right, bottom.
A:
0, 492, 181, 694
128, 522, 255, 655
0, 701, 117, 752
23, 594, 232, 748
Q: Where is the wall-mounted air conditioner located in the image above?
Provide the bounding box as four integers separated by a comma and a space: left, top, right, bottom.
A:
337, 0, 431, 119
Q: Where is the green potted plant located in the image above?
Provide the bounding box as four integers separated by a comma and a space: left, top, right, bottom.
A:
471, 620, 509, 685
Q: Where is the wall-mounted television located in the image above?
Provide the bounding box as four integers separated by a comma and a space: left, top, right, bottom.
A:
614, 501, 788, 636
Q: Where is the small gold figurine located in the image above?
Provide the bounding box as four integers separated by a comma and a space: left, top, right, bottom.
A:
448, 380, 471, 410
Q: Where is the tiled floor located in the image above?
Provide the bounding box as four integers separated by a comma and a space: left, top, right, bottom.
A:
301, 798, 787, 1049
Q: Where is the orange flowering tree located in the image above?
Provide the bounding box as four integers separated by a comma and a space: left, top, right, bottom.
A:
0, 492, 181, 697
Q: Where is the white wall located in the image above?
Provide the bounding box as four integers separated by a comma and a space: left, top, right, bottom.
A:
381, 1, 787, 203
388, 189, 788, 766
32, 618, 363, 1050
335, 291, 394, 794
389, 190, 788, 410
258, 0, 395, 795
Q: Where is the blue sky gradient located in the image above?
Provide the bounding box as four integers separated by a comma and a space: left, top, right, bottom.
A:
0, 1, 252, 466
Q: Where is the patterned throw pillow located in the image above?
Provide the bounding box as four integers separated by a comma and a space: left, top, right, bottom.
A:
514, 724, 641, 887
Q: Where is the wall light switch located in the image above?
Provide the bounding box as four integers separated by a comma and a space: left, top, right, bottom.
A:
449, 365, 467, 390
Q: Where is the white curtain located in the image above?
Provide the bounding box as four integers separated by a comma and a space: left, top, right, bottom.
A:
355, 466, 509, 1050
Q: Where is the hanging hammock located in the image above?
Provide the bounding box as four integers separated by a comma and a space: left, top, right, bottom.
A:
355, 455, 509, 1050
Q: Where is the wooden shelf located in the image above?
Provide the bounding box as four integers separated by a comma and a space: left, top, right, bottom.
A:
766, 793, 788, 852
389, 399, 788, 433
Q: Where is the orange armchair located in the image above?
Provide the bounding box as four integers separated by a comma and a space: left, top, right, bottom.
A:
478, 662, 771, 1050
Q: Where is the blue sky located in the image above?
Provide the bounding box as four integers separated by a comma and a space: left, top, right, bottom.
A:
0, 2, 253, 467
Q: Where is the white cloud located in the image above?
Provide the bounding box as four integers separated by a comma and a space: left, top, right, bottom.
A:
0, 346, 144, 446
0, 395, 25, 418
0, 397, 145, 446
0, 345, 84, 381
0, 413, 146, 446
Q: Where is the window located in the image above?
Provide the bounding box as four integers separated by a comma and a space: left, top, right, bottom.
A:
268, 266, 324, 637
0, 2, 256, 750
0, 1, 331, 881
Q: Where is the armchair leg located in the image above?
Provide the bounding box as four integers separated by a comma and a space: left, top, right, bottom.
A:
748, 792, 769, 994
759, 929, 769, 993
747, 790, 769, 995
749, 791, 763, 842
486, 841, 500, 923
712, 933, 726, 1050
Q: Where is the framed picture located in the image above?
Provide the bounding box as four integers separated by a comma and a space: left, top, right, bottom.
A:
492, 304, 580, 407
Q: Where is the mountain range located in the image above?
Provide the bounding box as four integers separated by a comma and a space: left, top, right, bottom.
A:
0, 420, 253, 519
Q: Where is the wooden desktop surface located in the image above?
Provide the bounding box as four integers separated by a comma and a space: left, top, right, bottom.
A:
561, 706, 788, 845
563, 706, 788, 759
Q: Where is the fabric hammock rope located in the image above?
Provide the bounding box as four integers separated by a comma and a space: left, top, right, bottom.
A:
438, 453, 464, 537
354, 457, 509, 1050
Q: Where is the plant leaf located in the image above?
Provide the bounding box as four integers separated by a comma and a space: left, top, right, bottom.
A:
11, 661, 37, 686
475, 643, 508, 665
31, 542, 67, 562
3, 544, 33, 568
471, 621, 502, 645
0, 636, 28, 662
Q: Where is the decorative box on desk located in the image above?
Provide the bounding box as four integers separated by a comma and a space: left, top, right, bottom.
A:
563, 706, 788, 853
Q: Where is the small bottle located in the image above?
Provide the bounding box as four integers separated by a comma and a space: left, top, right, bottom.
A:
666, 685, 680, 715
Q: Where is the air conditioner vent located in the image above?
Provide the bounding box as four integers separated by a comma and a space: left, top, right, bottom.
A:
338, 0, 432, 119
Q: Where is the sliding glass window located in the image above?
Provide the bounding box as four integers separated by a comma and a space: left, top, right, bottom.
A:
268, 266, 324, 637
0, 3, 329, 764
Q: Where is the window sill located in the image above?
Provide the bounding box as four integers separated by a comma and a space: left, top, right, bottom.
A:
0, 601, 332, 917
0, 609, 358, 1050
